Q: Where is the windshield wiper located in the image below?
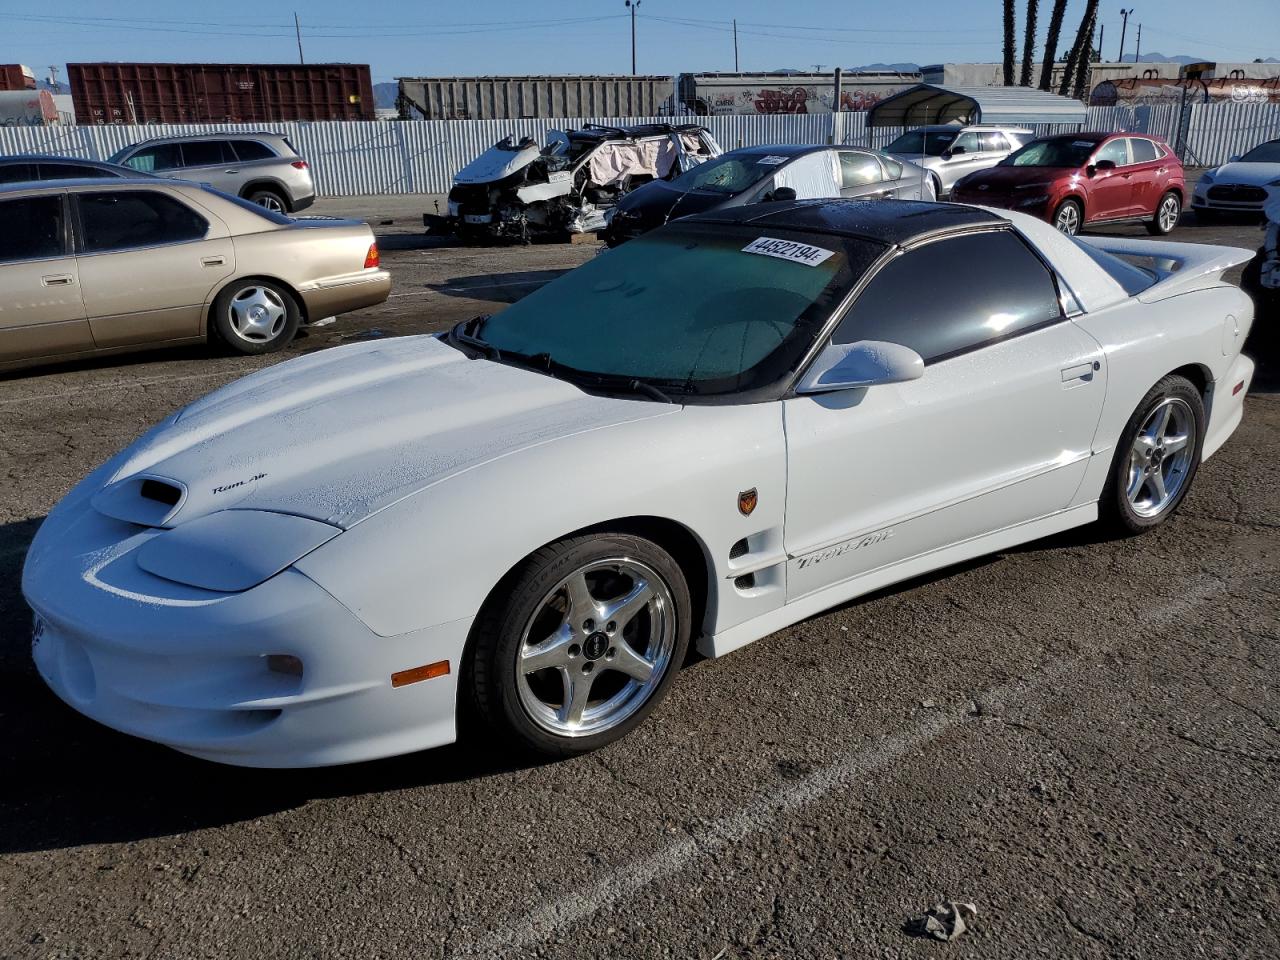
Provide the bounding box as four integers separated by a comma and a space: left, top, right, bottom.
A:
448, 315, 500, 360
623, 379, 676, 404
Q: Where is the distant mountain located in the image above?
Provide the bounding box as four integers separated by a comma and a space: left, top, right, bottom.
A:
1120, 51, 1279, 64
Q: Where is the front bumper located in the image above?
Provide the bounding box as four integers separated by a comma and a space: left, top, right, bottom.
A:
24, 506, 469, 767
1192, 182, 1271, 213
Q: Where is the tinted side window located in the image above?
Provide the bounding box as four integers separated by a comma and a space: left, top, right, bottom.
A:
953, 132, 982, 154
0, 195, 64, 262
1094, 139, 1129, 166
77, 191, 208, 253
881, 156, 903, 179
839, 152, 883, 187
833, 231, 1063, 363
1129, 138, 1159, 163
0, 163, 35, 184
121, 144, 182, 173
180, 140, 233, 167
230, 140, 276, 161
39, 162, 114, 180
980, 132, 1010, 152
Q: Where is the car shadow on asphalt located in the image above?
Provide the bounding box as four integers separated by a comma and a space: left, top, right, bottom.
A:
429, 270, 570, 305
0, 516, 552, 855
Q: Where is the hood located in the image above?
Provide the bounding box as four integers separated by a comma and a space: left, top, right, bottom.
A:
96, 336, 675, 530
886, 152, 944, 173
1208, 161, 1280, 187
615, 179, 729, 226
454, 141, 541, 185
957, 165, 1072, 192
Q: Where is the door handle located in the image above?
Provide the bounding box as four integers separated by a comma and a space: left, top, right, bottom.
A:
41, 274, 74, 286
224, 169, 240, 174
1061, 361, 1098, 384
201, 256, 226, 266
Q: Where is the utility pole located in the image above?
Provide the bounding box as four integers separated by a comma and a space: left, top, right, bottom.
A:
47, 64, 59, 89
625, 0, 640, 75
294, 12, 305, 65
1117, 8, 1133, 63
1134, 23, 1142, 63
733, 19, 739, 71
1098, 24, 1105, 62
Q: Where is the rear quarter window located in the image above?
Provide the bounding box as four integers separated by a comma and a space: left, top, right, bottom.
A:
231, 140, 276, 162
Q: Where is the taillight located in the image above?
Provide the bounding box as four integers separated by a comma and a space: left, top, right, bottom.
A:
364, 243, 379, 269
290, 160, 308, 169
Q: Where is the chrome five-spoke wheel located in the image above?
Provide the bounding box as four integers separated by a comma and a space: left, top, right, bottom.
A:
1126, 396, 1195, 518
1157, 194, 1180, 234
516, 558, 676, 737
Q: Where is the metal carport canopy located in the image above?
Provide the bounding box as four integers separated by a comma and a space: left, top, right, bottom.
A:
866, 84, 1088, 127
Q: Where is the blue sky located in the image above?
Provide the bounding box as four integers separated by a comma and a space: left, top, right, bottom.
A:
6, 1, 1277, 86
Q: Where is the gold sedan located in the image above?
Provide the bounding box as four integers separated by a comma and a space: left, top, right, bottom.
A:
0, 178, 391, 372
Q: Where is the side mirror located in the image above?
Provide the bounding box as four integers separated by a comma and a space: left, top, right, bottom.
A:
767, 186, 797, 202
948, 145, 966, 157
796, 340, 925, 394
1094, 158, 1117, 172
1229, 154, 1241, 162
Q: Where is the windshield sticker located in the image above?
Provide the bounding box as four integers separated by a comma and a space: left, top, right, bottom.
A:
936, 134, 955, 141
756, 155, 789, 165
742, 237, 836, 267
1073, 140, 1096, 147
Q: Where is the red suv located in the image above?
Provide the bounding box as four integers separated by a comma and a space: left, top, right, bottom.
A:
951, 132, 1185, 236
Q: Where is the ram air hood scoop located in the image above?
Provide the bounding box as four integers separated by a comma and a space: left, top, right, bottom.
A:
96, 336, 674, 530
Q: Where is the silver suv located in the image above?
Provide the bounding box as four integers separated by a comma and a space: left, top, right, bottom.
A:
884, 125, 1033, 197
109, 133, 315, 213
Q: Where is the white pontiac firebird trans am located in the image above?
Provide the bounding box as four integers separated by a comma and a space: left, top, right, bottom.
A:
24, 199, 1255, 767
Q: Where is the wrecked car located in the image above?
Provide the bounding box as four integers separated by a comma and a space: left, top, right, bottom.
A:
426, 123, 722, 242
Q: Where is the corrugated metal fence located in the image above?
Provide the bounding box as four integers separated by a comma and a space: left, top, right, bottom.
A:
0, 101, 1273, 198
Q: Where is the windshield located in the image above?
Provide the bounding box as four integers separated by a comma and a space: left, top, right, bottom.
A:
1001, 137, 1097, 168
474, 222, 883, 397
667, 152, 786, 195
1240, 140, 1280, 163
885, 130, 960, 157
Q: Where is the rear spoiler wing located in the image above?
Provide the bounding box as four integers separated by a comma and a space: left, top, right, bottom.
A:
1076, 236, 1255, 302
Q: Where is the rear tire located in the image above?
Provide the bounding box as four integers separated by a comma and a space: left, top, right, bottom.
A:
1053, 198, 1083, 235
470, 532, 692, 758
1099, 375, 1204, 535
247, 189, 289, 214
210, 279, 301, 355
1147, 191, 1181, 235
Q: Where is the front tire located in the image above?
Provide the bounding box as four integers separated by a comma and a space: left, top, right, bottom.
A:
1100, 375, 1204, 534
470, 533, 692, 758
210, 279, 301, 355
1147, 191, 1181, 235
1053, 198, 1083, 235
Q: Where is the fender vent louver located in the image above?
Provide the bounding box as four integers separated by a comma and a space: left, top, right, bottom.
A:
140, 479, 182, 506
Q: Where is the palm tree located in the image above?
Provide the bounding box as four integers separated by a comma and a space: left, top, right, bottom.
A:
1059, 0, 1099, 98
1003, 0, 1016, 86
1072, 3, 1099, 99
1020, 0, 1039, 86
1038, 0, 1068, 91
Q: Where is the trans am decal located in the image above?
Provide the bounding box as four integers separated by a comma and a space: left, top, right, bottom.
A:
796, 528, 894, 570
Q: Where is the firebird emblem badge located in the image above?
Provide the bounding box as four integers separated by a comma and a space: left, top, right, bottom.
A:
738, 488, 758, 516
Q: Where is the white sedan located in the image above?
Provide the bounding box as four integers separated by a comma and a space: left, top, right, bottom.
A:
24, 200, 1255, 767
1192, 137, 1280, 219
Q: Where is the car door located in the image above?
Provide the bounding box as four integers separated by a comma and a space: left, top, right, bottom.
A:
979, 131, 1012, 165
782, 228, 1106, 601
1086, 138, 1134, 220
0, 192, 93, 362
1124, 138, 1164, 216
176, 139, 241, 193
73, 188, 234, 348
116, 143, 183, 176
938, 131, 985, 191
837, 150, 893, 199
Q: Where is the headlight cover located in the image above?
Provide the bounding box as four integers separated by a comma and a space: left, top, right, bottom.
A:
1199, 170, 1217, 185
136, 510, 341, 592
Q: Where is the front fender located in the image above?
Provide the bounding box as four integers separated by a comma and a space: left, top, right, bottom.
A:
293, 403, 787, 640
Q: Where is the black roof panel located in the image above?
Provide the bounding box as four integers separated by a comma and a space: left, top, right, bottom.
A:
685, 199, 1004, 246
